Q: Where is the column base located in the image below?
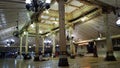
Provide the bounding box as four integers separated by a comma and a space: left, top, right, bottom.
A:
93, 54, 98, 57
105, 51, 116, 61
52, 54, 56, 58
58, 51, 69, 67
24, 54, 31, 60
16, 55, 24, 59
34, 55, 40, 61
58, 56, 69, 66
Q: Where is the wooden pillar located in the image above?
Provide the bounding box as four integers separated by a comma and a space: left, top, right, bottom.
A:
103, 9, 116, 61
24, 31, 31, 60
57, 0, 69, 66
25, 32, 28, 54
69, 25, 76, 58
20, 35, 23, 56
52, 32, 56, 58
34, 22, 40, 61
42, 36, 45, 55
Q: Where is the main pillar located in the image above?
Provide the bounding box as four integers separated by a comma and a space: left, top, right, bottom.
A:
57, 0, 69, 66
34, 22, 40, 61
103, 9, 116, 61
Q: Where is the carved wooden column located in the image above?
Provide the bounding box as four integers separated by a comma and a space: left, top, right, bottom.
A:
57, 0, 69, 66
24, 31, 31, 60
19, 35, 23, 56
41, 36, 45, 55
103, 8, 116, 61
25, 32, 28, 54
34, 22, 40, 61
32, 10, 43, 61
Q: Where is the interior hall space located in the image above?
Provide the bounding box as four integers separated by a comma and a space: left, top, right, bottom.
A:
0, 0, 120, 68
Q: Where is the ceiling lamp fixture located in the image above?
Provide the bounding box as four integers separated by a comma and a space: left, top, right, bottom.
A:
81, 17, 88, 22
25, 0, 31, 4
5, 39, 15, 46
116, 17, 120, 26
46, 0, 51, 3
114, 0, 120, 26
25, 0, 51, 12
97, 32, 102, 40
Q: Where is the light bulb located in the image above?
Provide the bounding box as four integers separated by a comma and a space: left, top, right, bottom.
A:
46, 0, 51, 3
116, 18, 120, 26
25, 0, 31, 4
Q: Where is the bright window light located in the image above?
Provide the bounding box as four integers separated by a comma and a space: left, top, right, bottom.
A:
25, 0, 31, 4
116, 19, 120, 26
46, 0, 51, 3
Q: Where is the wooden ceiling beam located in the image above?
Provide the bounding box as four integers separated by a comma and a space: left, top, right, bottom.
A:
42, 9, 72, 20
65, 3, 80, 9
78, 0, 115, 12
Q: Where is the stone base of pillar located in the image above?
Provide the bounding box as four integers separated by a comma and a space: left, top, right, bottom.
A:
105, 51, 116, 61
16, 55, 24, 59
52, 54, 56, 58
58, 56, 69, 66
34, 55, 40, 61
24, 54, 31, 60
93, 53, 98, 57
70, 54, 75, 59
58, 51, 69, 67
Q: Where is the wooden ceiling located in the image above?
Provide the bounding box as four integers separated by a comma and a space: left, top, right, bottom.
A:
0, 0, 120, 46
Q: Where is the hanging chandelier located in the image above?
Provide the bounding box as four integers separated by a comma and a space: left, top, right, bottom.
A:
25, 0, 51, 12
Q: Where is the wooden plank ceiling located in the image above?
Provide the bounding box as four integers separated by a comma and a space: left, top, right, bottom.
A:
0, 0, 119, 46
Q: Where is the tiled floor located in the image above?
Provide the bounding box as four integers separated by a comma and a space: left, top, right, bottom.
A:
0, 57, 120, 68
